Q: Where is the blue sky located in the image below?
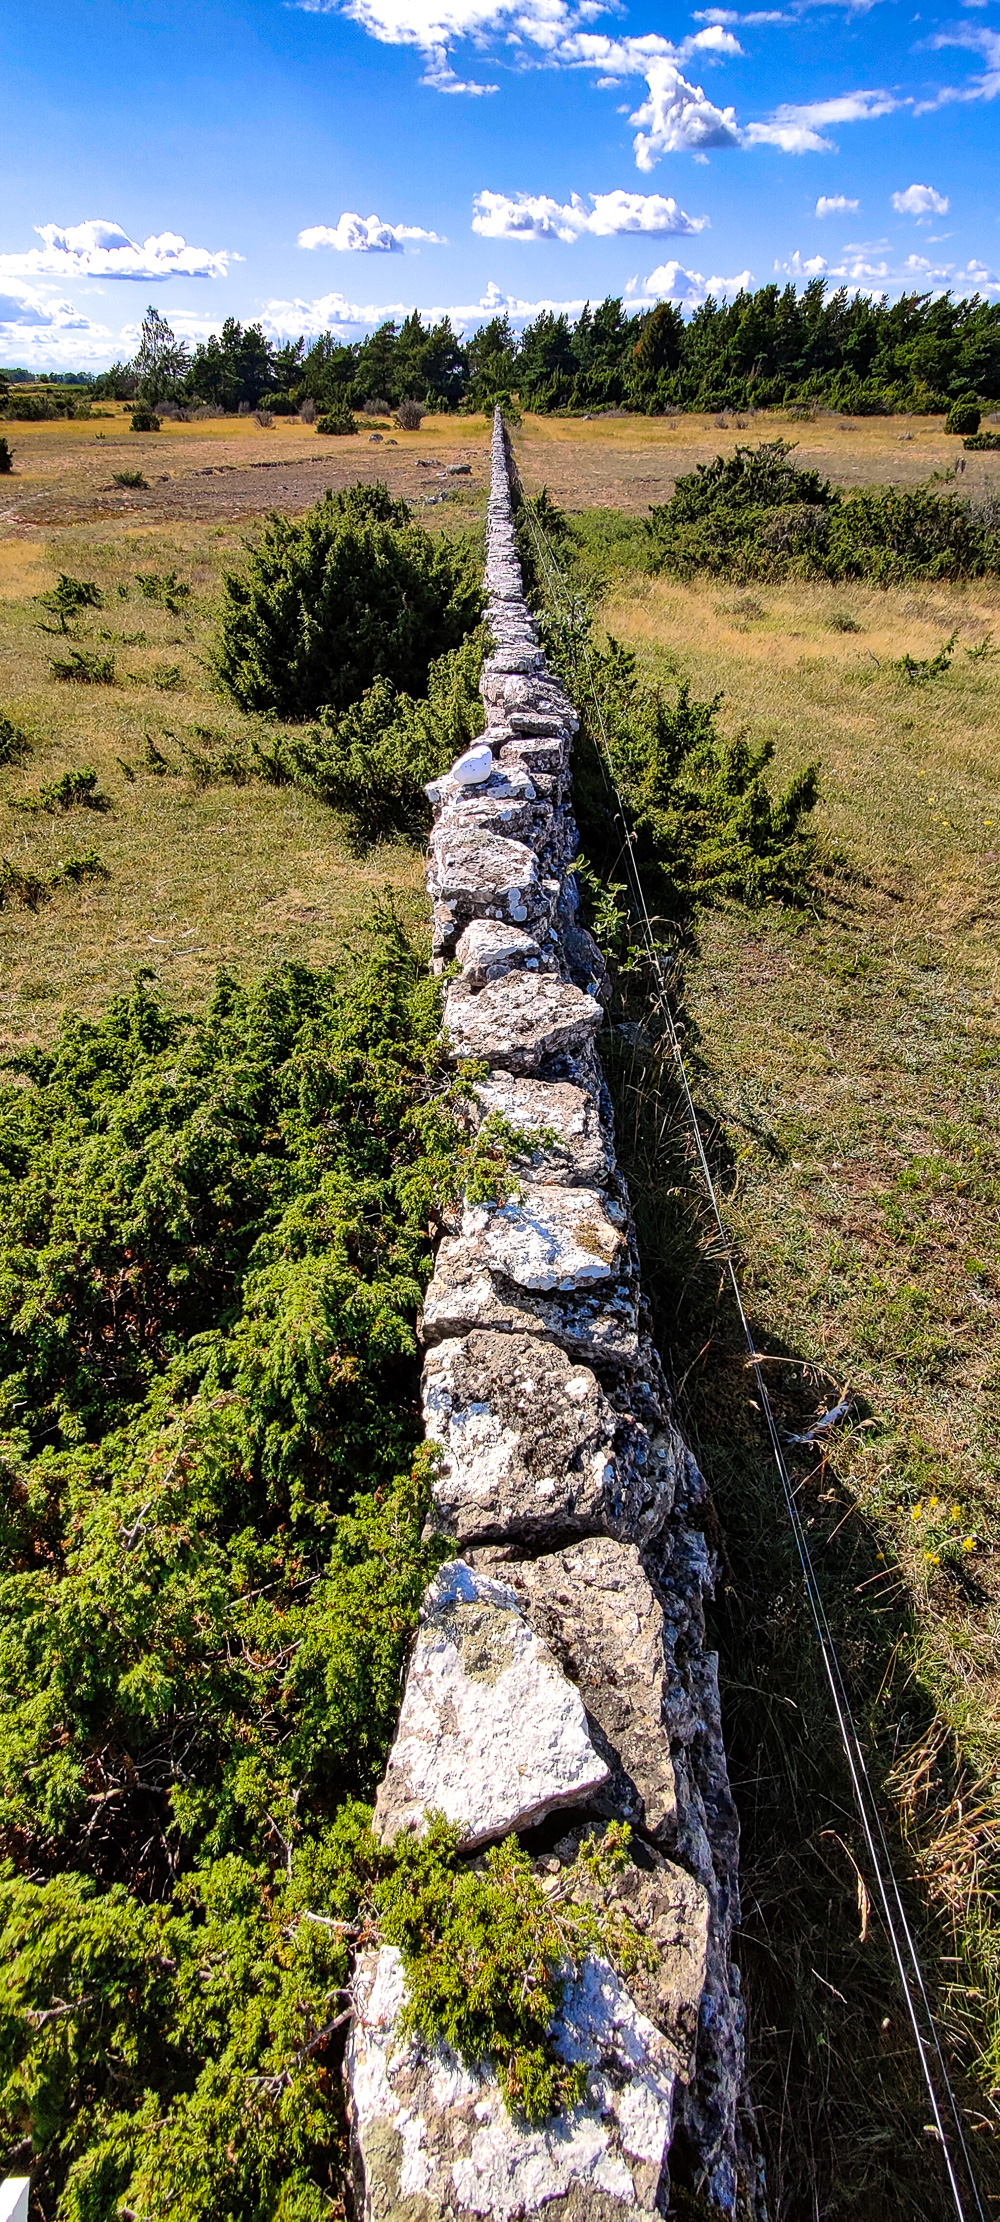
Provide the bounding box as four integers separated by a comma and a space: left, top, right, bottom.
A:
2, 0, 998, 366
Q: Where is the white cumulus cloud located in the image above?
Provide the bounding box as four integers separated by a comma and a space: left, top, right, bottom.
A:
298, 212, 445, 251
627, 260, 752, 304
0, 219, 233, 283
891, 182, 949, 216
816, 194, 860, 216
471, 188, 709, 241
630, 62, 740, 167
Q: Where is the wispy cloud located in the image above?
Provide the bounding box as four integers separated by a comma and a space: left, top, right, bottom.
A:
298, 211, 445, 251
917, 23, 1000, 108
471, 188, 709, 240
744, 87, 899, 152
0, 220, 234, 283
891, 182, 949, 215
816, 193, 860, 216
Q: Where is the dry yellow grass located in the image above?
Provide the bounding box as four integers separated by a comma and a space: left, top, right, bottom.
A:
0, 511, 427, 1047
586, 551, 1000, 2212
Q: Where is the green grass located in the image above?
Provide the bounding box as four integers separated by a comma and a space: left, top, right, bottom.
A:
587, 550, 1000, 2217
0, 519, 428, 1046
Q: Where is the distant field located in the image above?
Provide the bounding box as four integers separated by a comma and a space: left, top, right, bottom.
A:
4, 402, 1000, 540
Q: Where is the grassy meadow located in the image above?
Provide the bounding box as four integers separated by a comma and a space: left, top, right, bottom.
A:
1, 406, 999, 2215
0, 514, 428, 1048
589, 560, 1000, 2216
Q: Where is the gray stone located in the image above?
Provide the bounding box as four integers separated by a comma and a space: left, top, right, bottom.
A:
373, 1560, 609, 1848
347, 1946, 679, 2221
443, 973, 601, 1071
422, 1332, 676, 1550
490, 1539, 680, 1844
456, 920, 551, 985
472, 1069, 615, 1187
420, 1238, 644, 1373
452, 1185, 627, 1291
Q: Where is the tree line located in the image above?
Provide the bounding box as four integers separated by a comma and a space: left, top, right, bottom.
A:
79, 282, 1000, 420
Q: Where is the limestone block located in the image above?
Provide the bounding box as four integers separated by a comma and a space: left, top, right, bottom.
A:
472, 1069, 615, 1188
494, 1539, 680, 1843
428, 832, 553, 950
420, 1239, 643, 1373
456, 920, 552, 986
455, 1184, 627, 1291
444, 791, 555, 852
443, 973, 601, 1072
347, 1945, 678, 2221
537, 1833, 711, 2084
373, 1560, 609, 1848
423, 1331, 676, 1549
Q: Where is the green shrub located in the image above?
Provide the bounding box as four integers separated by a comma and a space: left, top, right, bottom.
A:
48, 847, 110, 887
50, 649, 116, 685
964, 429, 1000, 452
647, 441, 839, 581
0, 914, 537, 2217
0, 437, 13, 474
0, 713, 32, 766
945, 397, 981, 436
824, 483, 993, 584
644, 440, 1000, 586
213, 482, 482, 719
36, 573, 104, 635
16, 767, 110, 814
316, 405, 357, 435
111, 468, 148, 488
267, 628, 488, 847
546, 609, 819, 914
4, 392, 57, 421
135, 568, 192, 610
130, 405, 161, 432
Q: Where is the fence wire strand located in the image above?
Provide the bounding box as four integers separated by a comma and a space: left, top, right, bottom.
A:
515, 479, 986, 2222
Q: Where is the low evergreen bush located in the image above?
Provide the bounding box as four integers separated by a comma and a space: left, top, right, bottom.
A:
644, 439, 1000, 585
265, 628, 488, 847
315, 405, 357, 435
945, 397, 981, 436
0, 437, 13, 475
130, 405, 161, 432
213, 482, 482, 719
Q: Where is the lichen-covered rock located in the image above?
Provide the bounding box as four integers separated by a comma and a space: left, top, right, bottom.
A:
472, 1069, 615, 1188
443, 973, 601, 1071
455, 920, 552, 984
420, 1239, 643, 1373
422, 1332, 677, 1550
486, 1538, 680, 1843
347, 1946, 679, 2221
373, 1560, 609, 1848
455, 1184, 627, 1292
428, 830, 554, 950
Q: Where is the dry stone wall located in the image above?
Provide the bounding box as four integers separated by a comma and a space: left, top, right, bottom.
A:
345, 411, 760, 2221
